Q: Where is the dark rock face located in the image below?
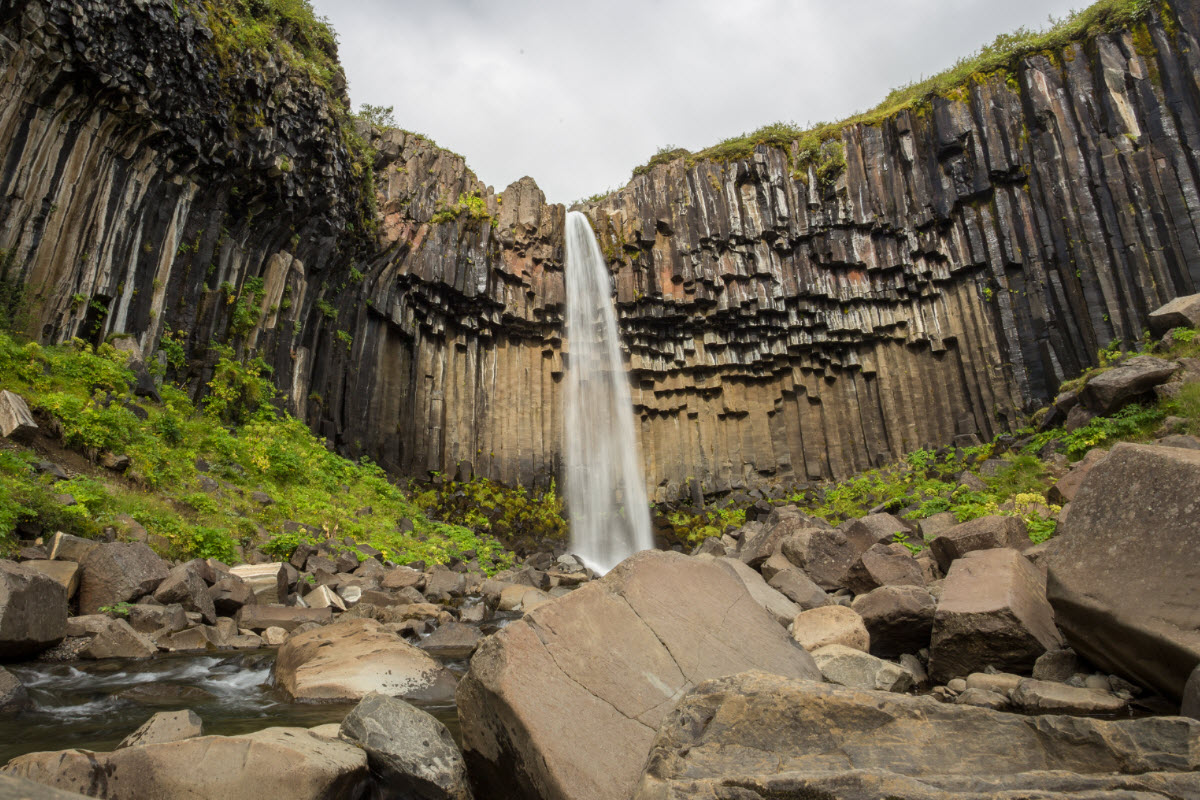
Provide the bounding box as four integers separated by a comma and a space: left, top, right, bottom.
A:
4, 1, 1200, 499
1046, 443, 1200, 701
0, 560, 67, 659
633, 671, 1200, 800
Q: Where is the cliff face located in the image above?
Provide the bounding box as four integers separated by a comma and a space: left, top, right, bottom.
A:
4, 0, 1200, 501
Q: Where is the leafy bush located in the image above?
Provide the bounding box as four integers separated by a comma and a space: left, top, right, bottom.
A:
664, 505, 746, 545
414, 476, 566, 555
1060, 404, 1164, 456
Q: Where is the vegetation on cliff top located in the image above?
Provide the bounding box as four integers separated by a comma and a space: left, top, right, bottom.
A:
0, 331, 525, 572
630, 0, 1167, 179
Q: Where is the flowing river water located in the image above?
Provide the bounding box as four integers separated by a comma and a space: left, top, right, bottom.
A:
0, 608, 521, 764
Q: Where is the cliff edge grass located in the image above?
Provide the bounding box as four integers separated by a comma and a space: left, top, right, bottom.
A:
628, 0, 1171, 182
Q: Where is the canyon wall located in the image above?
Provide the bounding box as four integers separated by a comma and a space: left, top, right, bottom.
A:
3, 0, 1200, 500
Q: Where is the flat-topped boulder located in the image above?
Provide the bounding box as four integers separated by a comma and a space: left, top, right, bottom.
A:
456, 549, 818, 800
1045, 443, 1200, 701
1149, 293, 1200, 335
929, 548, 1061, 682
236, 605, 331, 632
928, 515, 1028, 571
275, 618, 457, 703
633, 671, 1200, 799
0, 559, 67, 659
227, 563, 288, 605
1, 727, 369, 800
1080, 355, 1179, 414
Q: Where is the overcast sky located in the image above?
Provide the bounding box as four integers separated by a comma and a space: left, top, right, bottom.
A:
310, 0, 1083, 204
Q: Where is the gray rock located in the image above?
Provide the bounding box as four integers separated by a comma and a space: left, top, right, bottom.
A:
929, 548, 1062, 682
418, 622, 481, 660
118, 710, 204, 748
1148, 293, 1200, 335
78, 543, 169, 616
765, 566, 829, 610
929, 515, 1029, 571
1033, 648, 1080, 682
841, 513, 906, 553
1183, 664, 1200, 720
845, 543, 925, 595
338, 692, 471, 800
780, 527, 858, 590
0, 666, 30, 712
153, 564, 216, 624
955, 687, 1010, 709
1010, 678, 1127, 715
0, 559, 67, 659
633, 671, 1200, 800
47, 532, 99, 563
812, 644, 915, 692
0, 390, 36, 439
127, 603, 187, 635
236, 605, 331, 632
1080, 355, 1179, 414
78, 616, 157, 659
208, 576, 256, 616
851, 584, 935, 658
1045, 443, 1200, 701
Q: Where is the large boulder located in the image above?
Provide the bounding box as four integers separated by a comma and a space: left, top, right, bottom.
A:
928, 516, 1028, 571
780, 527, 858, 589
633, 671, 1200, 799
844, 543, 924, 594
0, 560, 67, 659
765, 567, 829, 610
456, 550, 818, 800
1045, 442, 1200, 701
1, 727, 369, 799
21, 561, 80, 599
851, 584, 936, 658
275, 618, 457, 703
70, 615, 157, 659
78, 543, 168, 616
1080, 355, 1179, 414
339, 692, 471, 800
929, 548, 1062, 682
841, 513, 906, 552
1148, 292, 1200, 335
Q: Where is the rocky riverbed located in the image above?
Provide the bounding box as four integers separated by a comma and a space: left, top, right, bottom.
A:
1, 430, 1198, 798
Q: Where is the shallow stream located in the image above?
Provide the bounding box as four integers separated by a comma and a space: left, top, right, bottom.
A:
0, 617, 499, 765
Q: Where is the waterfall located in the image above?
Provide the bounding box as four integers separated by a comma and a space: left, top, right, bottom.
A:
563, 211, 653, 574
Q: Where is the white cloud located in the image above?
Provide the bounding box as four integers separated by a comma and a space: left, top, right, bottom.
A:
311, 0, 1083, 204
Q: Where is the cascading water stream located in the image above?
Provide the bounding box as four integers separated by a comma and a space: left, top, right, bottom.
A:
563, 211, 653, 574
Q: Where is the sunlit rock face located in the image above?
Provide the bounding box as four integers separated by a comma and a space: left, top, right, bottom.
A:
4, 0, 1200, 500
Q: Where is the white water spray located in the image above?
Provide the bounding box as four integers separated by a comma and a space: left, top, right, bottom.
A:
563, 211, 653, 574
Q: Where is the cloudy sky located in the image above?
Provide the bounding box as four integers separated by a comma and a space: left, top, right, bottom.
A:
310, 0, 1083, 204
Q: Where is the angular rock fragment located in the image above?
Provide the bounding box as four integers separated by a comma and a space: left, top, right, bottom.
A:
791, 605, 869, 653
78, 543, 168, 616
118, 710, 204, 748
1080, 356, 1179, 415
929, 548, 1061, 682
811, 644, 915, 692
928, 515, 1028, 571
851, 584, 935, 658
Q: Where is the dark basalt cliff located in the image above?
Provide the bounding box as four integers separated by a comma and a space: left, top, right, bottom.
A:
3, 0, 1200, 501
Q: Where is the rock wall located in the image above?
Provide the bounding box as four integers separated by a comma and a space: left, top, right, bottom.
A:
3, 0, 1200, 501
